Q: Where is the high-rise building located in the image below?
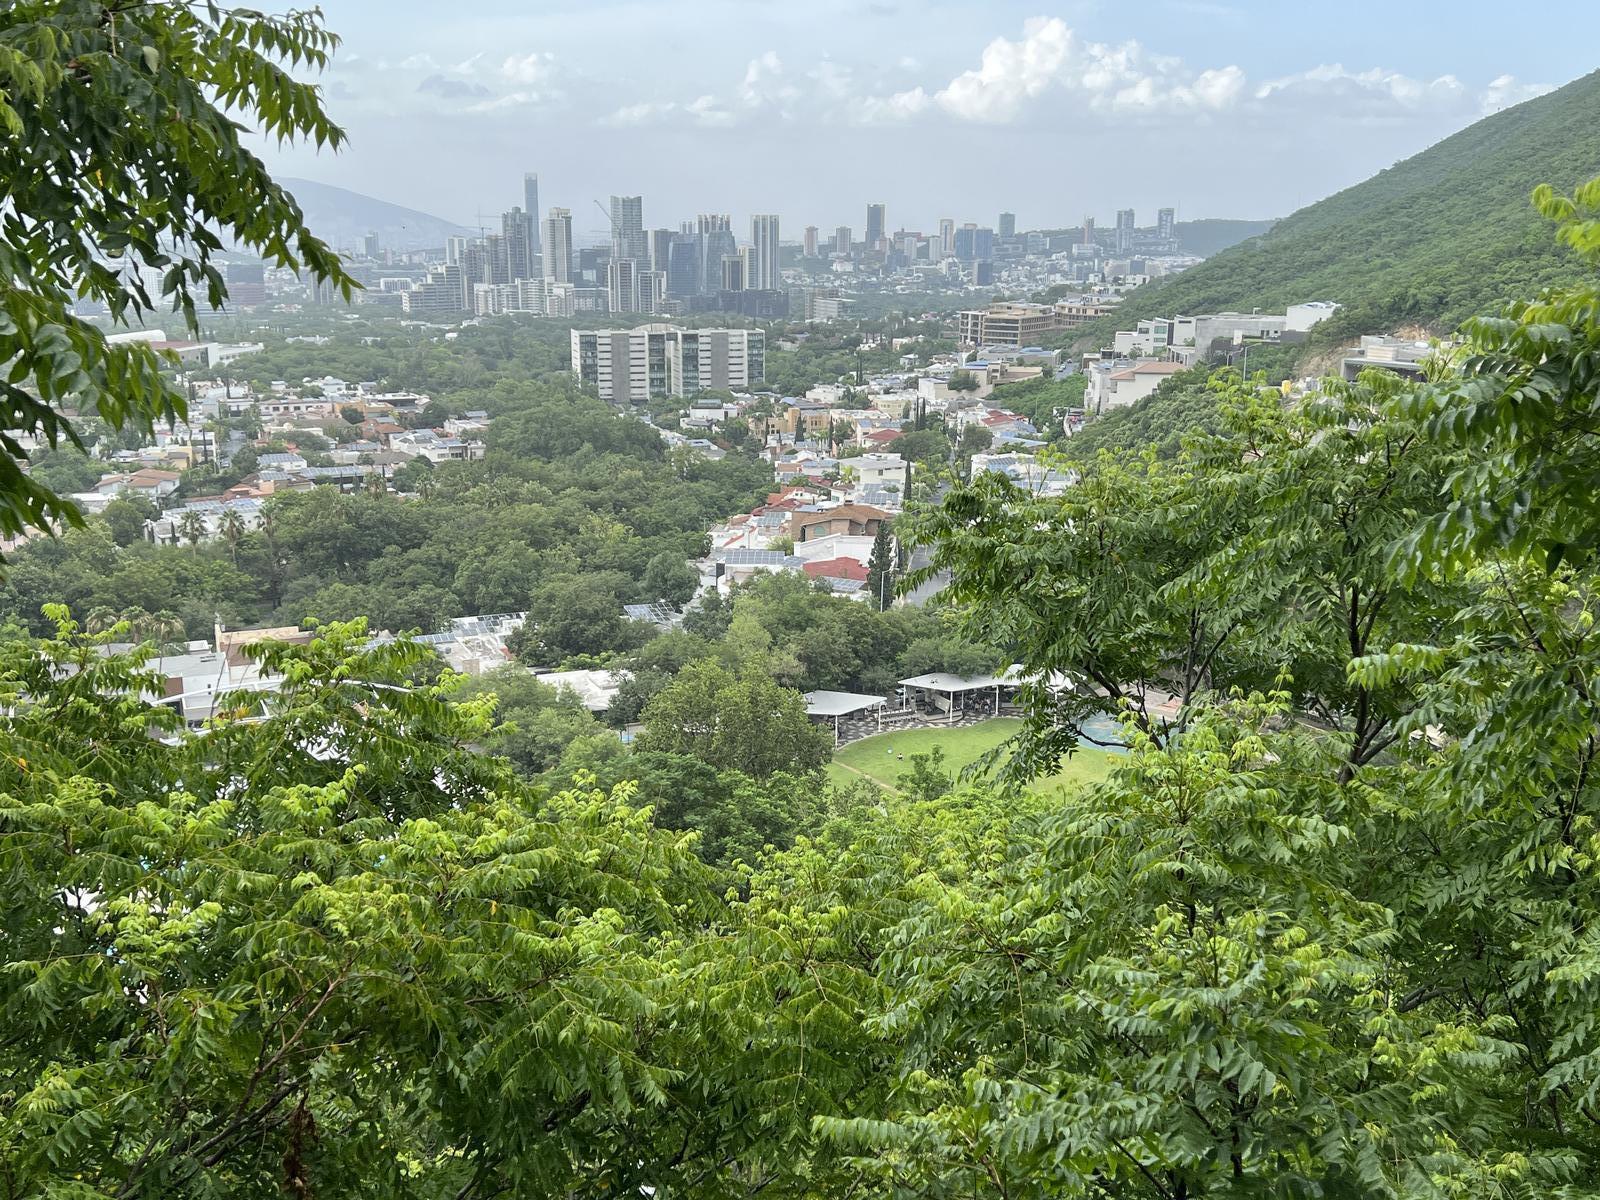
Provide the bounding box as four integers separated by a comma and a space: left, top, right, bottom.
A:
953, 223, 993, 262
572, 325, 765, 403
803, 225, 819, 257
865, 203, 885, 249
608, 257, 642, 313
998, 212, 1016, 238
609, 195, 646, 263
939, 218, 955, 256
749, 214, 780, 290
649, 228, 675, 275
460, 242, 487, 299
445, 235, 467, 266
697, 214, 736, 296
1157, 207, 1176, 242
484, 233, 511, 286
1082, 216, 1095, 246
639, 270, 666, 314
542, 208, 573, 284
502, 207, 536, 280
721, 253, 745, 293
523, 174, 541, 253
1115, 208, 1136, 254
834, 225, 851, 255
361, 231, 380, 260
666, 237, 699, 298
225, 263, 266, 307
405, 264, 466, 316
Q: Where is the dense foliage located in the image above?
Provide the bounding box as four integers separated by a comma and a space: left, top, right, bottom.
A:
1, 346, 772, 641
0, 2, 351, 544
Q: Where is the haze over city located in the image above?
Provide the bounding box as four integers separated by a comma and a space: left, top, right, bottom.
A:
260, 0, 1595, 232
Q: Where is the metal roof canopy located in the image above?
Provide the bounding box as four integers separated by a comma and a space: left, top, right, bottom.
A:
804, 690, 889, 718
898, 669, 1018, 693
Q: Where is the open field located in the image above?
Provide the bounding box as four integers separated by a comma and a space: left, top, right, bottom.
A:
825, 717, 1124, 794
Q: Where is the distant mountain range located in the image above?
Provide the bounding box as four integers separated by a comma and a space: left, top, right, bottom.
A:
279, 178, 475, 254
1077, 69, 1600, 344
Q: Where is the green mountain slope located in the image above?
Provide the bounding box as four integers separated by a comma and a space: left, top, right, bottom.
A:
1082, 70, 1600, 343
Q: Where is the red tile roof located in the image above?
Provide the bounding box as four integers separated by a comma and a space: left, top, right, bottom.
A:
802, 557, 869, 581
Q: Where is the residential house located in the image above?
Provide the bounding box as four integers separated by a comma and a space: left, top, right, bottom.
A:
788, 503, 890, 545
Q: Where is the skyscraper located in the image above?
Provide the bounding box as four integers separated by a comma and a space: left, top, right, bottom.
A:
865, 203, 885, 249
1115, 208, 1136, 254
749, 214, 780, 290
608, 257, 641, 313
361, 231, 380, 260
938, 218, 955, 256
697, 214, 736, 296
445, 235, 467, 266
998, 212, 1016, 238
523, 173, 541, 253
502, 207, 536, 280
484, 233, 510, 285
609, 195, 646, 264
649, 228, 675, 275
666, 236, 699, 298
721, 253, 745, 293
1082, 216, 1095, 246
1157, 207, 1176, 242
542, 208, 573, 284
834, 225, 851, 255
803, 225, 818, 257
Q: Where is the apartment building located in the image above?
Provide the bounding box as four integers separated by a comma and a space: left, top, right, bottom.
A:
571, 325, 765, 403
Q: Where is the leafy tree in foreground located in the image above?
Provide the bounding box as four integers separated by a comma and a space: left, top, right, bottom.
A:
0, 2, 352, 543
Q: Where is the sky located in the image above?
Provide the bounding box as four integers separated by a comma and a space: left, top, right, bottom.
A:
260, 1, 1599, 243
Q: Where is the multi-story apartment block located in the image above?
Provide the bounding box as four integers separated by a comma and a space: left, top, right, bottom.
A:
571, 325, 765, 403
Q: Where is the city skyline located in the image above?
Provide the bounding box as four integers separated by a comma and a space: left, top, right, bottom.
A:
256, 1, 1592, 231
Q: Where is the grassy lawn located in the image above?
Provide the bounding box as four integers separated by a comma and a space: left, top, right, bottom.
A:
825, 717, 1122, 794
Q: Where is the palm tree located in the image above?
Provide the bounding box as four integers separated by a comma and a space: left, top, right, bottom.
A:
219, 508, 246, 565
365, 471, 387, 498
178, 509, 207, 553
259, 506, 284, 606
83, 605, 122, 636
146, 610, 185, 655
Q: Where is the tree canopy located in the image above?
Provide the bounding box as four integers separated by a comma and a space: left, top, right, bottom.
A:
0, 2, 351, 544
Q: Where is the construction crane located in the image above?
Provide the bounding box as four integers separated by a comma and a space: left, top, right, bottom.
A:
591, 199, 621, 248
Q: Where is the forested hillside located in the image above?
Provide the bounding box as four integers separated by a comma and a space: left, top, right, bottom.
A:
1077, 69, 1600, 344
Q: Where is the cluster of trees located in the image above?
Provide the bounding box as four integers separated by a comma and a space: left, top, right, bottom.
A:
1, 381, 771, 643
983, 371, 1088, 436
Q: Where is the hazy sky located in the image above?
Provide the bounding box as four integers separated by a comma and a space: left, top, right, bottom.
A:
261, 1, 1597, 242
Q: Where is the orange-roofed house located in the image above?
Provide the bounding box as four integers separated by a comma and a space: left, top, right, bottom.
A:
788, 503, 890, 544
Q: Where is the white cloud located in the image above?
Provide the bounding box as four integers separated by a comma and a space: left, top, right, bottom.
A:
464, 90, 551, 113
686, 94, 735, 127
738, 50, 800, 112
933, 16, 1074, 122
601, 93, 733, 128
1253, 64, 1469, 114
500, 51, 555, 86
1481, 73, 1555, 113
601, 100, 679, 127
582, 16, 1548, 138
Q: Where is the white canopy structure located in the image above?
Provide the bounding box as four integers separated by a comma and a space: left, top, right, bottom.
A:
803, 690, 888, 742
